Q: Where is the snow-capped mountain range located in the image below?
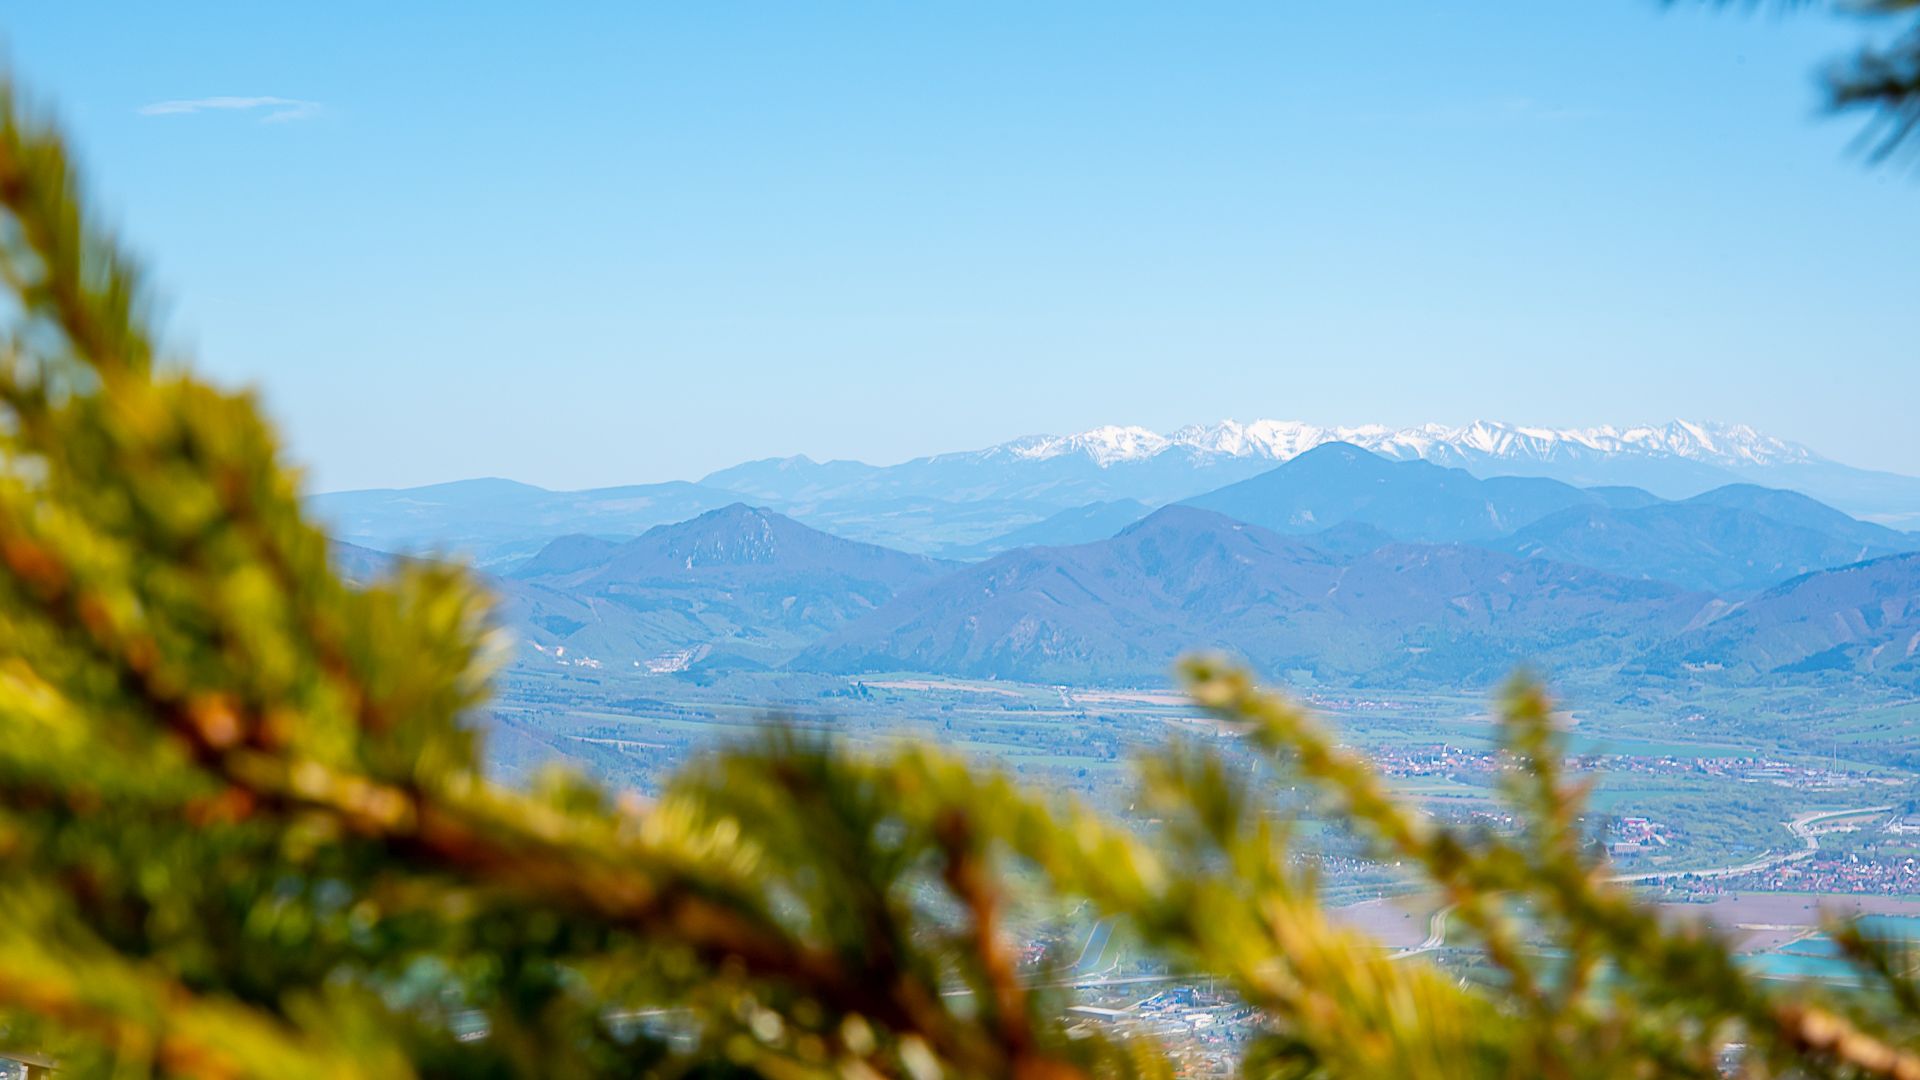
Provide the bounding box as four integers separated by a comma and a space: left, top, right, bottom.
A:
988, 419, 1817, 471
315, 417, 1920, 566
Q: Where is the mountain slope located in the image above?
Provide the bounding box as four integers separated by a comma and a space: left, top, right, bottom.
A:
1496, 502, 1909, 595
1640, 553, 1920, 683
1680, 485, 1918, 550
313, 419, 1920, 562
798, 507, 1338, 683
799, 506, 1707, 686
329, 540, 402, 584
1180, 443, 1603, 542
949, 499, 1155, 558
503, 504, 953, 671
1488, 482, 1920, 594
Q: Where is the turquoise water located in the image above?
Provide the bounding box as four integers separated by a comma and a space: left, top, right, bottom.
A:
1740, 950, 1862, 982
1741, 917, 1920, 982
1857, 914, 1920, 940
1563, 734, 1753, 758
1777, 935, 1843, 959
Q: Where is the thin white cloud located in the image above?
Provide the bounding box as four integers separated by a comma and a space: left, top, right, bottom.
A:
137, 96, 322, 124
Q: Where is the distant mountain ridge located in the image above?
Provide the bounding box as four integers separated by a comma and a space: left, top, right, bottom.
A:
311, 417, 1920, 561
501, 504, 951, 673
988, 419, 1814, 471
513, 503, 949, 586
1169, 444, 1920, 591
693, 418, 1920, 535
311, 478, 744, 567
1179, 443, 1601, 542
798, 506, 1711, 686
408, 465, 1920, 692
945, 499, 1154, 558
1639, 552, 1920, 682
1495, 489, 1918, 594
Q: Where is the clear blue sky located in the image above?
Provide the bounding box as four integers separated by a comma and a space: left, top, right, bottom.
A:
6, 3, 1917, 491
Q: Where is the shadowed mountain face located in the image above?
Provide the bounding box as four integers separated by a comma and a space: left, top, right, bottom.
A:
329, 540, 401, 584
1639, 553, 1920, 683
502, 504, 952, 672
514, 503, 948, 585
328, 447, 1920, 692
1496, 501, 1917, 595
1179, 443, 1606, 543
1680, 484, 1918, 550
1175, 447, 1917, 594
797, 506, 1709, 686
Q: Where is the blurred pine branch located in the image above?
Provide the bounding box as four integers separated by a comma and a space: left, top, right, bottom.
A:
0, 24, 1916, 1076
1682, 0, 1920, 160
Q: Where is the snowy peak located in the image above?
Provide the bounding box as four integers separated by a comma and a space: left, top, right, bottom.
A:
985, 419, 1817, 471
1612, 421, 1804, 466
1000, 425, 1172, 466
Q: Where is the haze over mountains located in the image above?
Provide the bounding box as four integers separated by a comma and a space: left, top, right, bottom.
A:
799, 505, 1709, 686
305, 419, 1920, 691
313, 419, 1920, 566
1181, 443, 1602, 543
503, 504, 950, 673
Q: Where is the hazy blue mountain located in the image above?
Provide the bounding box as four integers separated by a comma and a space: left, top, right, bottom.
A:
776, 495, 1075, 556
1492, 483, 1919, 594
502, 504, 952, 671
312, 418, 1920, 564
506, 534, 622, 578
1730, 460, 1920, 529
697, 456, 887, 503
798, 506, 1706, 686
469, 489, 1920, 691
314, 472, 1088, 560
310, 478, 743, 567
1496, 504, 1906, 595
329, 540, 401, 584
1179, 443, 1603, 542
797, 418, 1920, 517
703, 449, 1278, 517
515, 503, 949, 585
798, 507, 1339, 684
1639, 553, 1920, 684
1295, 520, 1400, 559
946, 499, 1156, 558
1680, 484, 1919, 550
1587, 486, 1669, 510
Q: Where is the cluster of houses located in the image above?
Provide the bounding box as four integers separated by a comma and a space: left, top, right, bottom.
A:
1064, 986, 1258, 1076
1720, 854, 1920, 896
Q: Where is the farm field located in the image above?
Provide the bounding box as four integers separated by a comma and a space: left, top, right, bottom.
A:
485, 663, 1920, 899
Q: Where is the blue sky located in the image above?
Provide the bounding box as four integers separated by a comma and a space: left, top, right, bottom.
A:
6, 3, 1917, 491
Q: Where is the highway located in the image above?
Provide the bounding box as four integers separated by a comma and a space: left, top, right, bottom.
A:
1606, 804, 1892, 886
1392, 904, 1454, 959
1073, 918, 1118, 976
1391, 804, 1894, 958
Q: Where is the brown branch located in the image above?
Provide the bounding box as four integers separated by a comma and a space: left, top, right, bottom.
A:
936, 808, 1085, 1080
1772, 1002, 1920, 1080
0, 960, 359, 1080
0, 527, 949, 1052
